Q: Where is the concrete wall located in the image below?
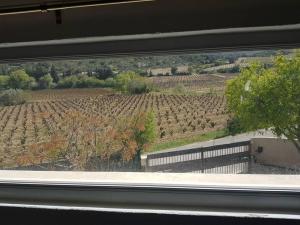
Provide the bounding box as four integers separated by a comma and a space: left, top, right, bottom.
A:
251, 138, 300, 169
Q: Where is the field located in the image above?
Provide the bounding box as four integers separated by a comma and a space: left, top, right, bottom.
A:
0, 75, 231, 168
150, 74, 234, 92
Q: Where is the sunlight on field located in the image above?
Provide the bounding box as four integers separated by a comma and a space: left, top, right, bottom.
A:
0, 83, 228, 167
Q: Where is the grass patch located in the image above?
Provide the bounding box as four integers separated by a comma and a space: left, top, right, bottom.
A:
145, 129, 227, 153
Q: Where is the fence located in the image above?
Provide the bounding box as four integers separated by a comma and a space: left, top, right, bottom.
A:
145, 141, 251, 173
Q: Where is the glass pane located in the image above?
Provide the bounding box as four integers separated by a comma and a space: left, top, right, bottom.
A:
0, 48, 299, 174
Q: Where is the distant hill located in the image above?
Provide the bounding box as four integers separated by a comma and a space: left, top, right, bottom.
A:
0, 49, 294, 80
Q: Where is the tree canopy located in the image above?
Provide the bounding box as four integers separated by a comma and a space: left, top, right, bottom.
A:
38, 74, 53, 89
115, 71, 152, 94
226, 54, 300, 151
8, 70, 36, 89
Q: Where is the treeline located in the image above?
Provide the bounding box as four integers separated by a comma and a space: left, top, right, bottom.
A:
0, 50, 283, 81
0, 68, 153, 94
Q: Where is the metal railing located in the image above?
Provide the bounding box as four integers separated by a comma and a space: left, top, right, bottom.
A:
146, 141, 251, 173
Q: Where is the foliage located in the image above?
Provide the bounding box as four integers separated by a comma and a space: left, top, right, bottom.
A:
8, 70, 36, 89
57, 75, 105, 88
95, 65, 114, 80
226, 117, 245, 135
38, 74, 54, 89
217, 65, 240, 73
171, 66, 178, 75
226, 54, 300, 151
0, 89, 27, 106
117, 111, 157, 169
57, 75, 78, 88
0, 50, 290, 84
127, 79, 150, 94
0, 70, 37, 90
25, 62, 50, 80
0, 75, 9, 89
76, 75, 105, 88
115, 71, 138, 92
104, 77, 116, 87
115, 72, 152, 94
14, 110, 156, 171
50, 65, 60, 83
133, 111, 156, 149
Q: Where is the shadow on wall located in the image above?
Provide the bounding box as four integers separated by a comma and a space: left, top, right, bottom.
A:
252, 138, 300, 169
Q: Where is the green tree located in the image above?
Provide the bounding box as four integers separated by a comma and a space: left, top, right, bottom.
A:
171, 66, 177, 75
8, 70, 36, 89
0, 64, 9, 75
135, 111, 156, 147
226, 54, 300, 151
50, 65, 60, 83
115, 71, 139, 92
114, 71, 153, 94
132, 111, 157, 170
95, 66, 114, 80
25, 62, 50, 80
0, 75, 9, 89
38, 74, 53, 89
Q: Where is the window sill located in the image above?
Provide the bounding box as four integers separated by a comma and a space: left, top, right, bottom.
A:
0, 171, 299, 220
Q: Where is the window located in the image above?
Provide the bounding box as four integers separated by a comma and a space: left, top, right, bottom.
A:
1, 1, 300, 222
0, 48, 299, 175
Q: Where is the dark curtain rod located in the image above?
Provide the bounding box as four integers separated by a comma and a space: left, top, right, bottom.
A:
0, 0, 153, 15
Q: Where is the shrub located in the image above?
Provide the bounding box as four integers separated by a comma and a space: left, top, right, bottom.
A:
0, 89, 27, 106
95, 66, 114, 80
8, 70, 36, 89
0, 75, 9, 90
57, 75, 105, 88
171, 67, 177, 75
127, 79, 150, 94
217, 65, 240, 73
226, 117, 245, 135
76, 76, 105, 88
115, 72, 152, 94
57, 76, 78, 88
104, 77, 116, 87
38, 74, 53, 89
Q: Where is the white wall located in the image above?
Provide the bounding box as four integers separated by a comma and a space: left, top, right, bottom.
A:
251, 138, 300, 169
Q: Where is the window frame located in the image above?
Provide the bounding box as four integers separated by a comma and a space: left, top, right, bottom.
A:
1, 4, 300, 219
0, 172, 299, 219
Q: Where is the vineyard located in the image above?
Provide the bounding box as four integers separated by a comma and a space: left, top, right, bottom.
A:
28, 88, 112, 101
0, 86, 228, 168
149, 74, 234, 91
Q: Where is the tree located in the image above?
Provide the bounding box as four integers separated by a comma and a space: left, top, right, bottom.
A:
8, 70, 36, 89
95, 66, 114, 80
50, 65, 60, 83
38, 74, 53, 89
0, 75, 9, 89
115, 72, 152, 94
226, 54, 300, 151
0, 64, 9, 75
126, 111, 157, 170
171, 66, 177, 75
115, 71, 139, 93
25, 62, 50, 80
